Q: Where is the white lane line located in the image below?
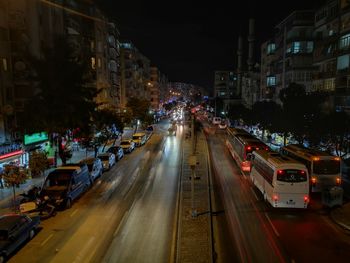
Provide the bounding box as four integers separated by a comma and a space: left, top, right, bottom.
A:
73, 236, 96, 263
40, 233, 54, 246
265, 212, 280, 237
114, 210, 129, 237
70, 209, 78, 217
250, 187, 259, 201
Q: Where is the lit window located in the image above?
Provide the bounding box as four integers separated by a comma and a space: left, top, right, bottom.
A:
267, 43, 276, 54
91, 57, 96, 69
339, 34, 350, 49
266, 76, 276, 86
292, 42, 301, 53
2, 58, 7, 71
97, 58, 101, 68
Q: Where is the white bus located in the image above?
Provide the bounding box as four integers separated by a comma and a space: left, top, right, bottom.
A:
280, 144, 341, 192
250, 150, 309, 208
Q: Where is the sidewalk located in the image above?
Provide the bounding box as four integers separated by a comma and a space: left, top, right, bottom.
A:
0, 128, 137, 214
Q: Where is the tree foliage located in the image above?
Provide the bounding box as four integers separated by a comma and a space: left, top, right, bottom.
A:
29, 151, 50, 177
126, 97, 151, 125
22, 36, 98, 135
1, 165, 29, 209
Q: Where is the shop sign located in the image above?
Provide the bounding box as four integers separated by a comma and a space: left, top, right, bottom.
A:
24, 132, 48, 145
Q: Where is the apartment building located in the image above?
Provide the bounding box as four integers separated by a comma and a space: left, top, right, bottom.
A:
260, 11, 315, 104
313, 0, 350, 113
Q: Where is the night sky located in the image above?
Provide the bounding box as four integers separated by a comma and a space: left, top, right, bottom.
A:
96, 0, 325, 91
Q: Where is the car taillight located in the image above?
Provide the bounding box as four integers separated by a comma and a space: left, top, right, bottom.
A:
273, 195, 278, 202
277, 170, 284, 175
304, 195, 309, 203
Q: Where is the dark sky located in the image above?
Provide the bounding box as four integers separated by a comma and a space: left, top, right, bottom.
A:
96, 0, 324, 90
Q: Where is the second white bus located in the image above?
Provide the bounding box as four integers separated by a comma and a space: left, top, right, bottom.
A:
250, 150, 310, 208
280, 144, 341, 192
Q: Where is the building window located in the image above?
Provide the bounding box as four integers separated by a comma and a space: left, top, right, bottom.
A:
337, 55, 350, 70
97, 58, 102, 68
2, 58, 7, 71
267, 43, 276, 55
339, 33, 350, 49
266, 76, 276, 86
306, 41, 314, 53
91, 57, 96, 69
292, 42, 301, 53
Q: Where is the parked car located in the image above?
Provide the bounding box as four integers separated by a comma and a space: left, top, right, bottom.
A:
120, 139, 135, 153
212, 117, 221, 125
40, 165, 92, 209
97, 152, 116, 171
80, 157, 103, 181
132, 132, 147, 147
107, 146, 124, 160
0, 214, 40, 262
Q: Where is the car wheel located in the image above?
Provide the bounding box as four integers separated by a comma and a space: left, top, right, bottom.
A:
29, 229, 35, 240
65, 198, 72, 209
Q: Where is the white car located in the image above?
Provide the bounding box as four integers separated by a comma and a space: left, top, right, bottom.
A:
212, 117, 221, 125
97, 153, 116, 171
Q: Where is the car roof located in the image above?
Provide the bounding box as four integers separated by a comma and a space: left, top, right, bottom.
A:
0, 214, 23, 230
98, 153, 111, 156
80, 158, 97, 164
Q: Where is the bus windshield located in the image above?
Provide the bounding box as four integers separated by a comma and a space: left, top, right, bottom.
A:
313, 160, 340, 175
277, 169, 307, 182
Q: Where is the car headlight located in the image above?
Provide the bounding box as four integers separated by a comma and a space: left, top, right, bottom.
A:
56, 199, 63, 204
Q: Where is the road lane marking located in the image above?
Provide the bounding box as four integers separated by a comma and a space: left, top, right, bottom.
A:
250, 187, 259, 201
114, 210, 129, 237
40, 233, 53, 246
265, 212, 280, 237
73, 236, 96, 263
70, 209, 78, 217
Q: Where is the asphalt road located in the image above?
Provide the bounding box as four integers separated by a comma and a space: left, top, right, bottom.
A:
8, 120, 181, 263
207, 126, 350, 263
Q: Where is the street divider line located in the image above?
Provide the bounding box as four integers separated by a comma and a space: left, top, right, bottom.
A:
265, 212, 280, 237
70, 209, 78, 217
40, 233, 53, 246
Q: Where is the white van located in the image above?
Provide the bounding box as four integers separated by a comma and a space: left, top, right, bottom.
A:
212, 117, 221, 125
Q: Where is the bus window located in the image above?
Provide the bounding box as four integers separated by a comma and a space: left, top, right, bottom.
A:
313, 160, 340, 174
277, 169, 307, 182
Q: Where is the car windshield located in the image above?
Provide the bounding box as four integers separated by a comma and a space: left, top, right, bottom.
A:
46, 172, 71, 187
99, 155, 109, 160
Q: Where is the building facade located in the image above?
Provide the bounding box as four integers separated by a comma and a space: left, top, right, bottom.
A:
260, 11, 315, 104
120, 41, 151, 108
313, 0, 350, 113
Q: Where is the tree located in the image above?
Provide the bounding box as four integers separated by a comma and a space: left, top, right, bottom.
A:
22, 37, 98, 165
1, 165, 29, 210
324, 111, 350, 157
93, 109, 124, 151
227, 103, 251, 127
29, 151, 50, 178
279, 83, 308, 144
251, 101, 282, 140
126, 97, 151, 132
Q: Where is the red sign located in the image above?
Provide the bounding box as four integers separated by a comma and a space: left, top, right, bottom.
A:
0, 150, 24, 161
